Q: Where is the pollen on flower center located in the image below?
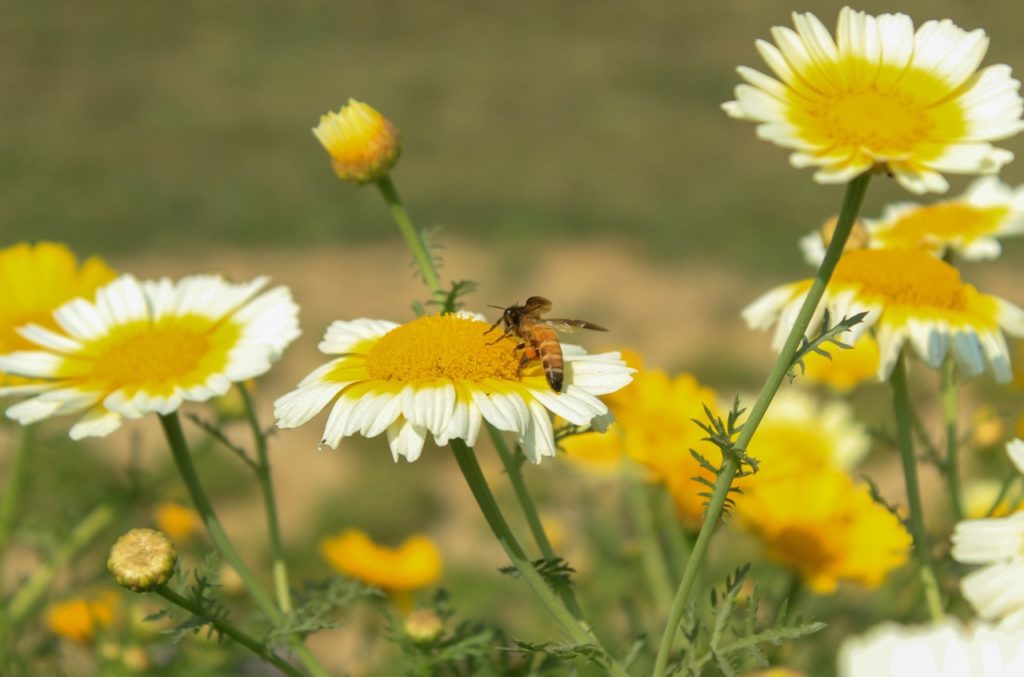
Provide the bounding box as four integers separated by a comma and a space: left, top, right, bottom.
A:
832, 249, 968, 310
87, 319, 214, 387
366, 315, 521, 382
880, 203, 1010, 245
823, 88, 929, 154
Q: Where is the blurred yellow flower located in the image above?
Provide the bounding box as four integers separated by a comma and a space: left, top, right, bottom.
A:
963, 479, 1011, 519
320, 529, 442, 592
46, 590, 119, 642
724, 7, 1024, 194
0, 242, 115, 386
736, 468, 910, 593
971, 405, 1006, 449
313, 99, 401, 184
798, 333, 880, 393
153, 502, 202, 543
731, 391, 908, 592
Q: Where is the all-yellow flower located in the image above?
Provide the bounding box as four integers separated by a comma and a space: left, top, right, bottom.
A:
274, 313, 632, 463
724, 7, 1024, 194
0, 274, 300, 439
153, 502, 202, 543
313, 99, 401, 184
320, 529, 441, 592
744, 248, 1024, 381
46, 590, 119, 643
0, 242, 115, 385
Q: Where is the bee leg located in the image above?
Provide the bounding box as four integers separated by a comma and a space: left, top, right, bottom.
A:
516, 346, 537, 377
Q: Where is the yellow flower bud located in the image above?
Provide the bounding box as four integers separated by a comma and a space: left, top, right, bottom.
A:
403, 608, 444, 643
313, 99, 401, 184
108, 529, 177, 592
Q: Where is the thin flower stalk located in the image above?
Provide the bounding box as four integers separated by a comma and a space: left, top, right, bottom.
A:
652, 171, 871, 677
0, 425, 31, 586
158, 413, 329, 677
624, 465, 674, 610
156, 585, 304, 677
486, 426, 588, 621
449, 439, 629, 677
376, 175, 442, 295
238, 382, 293, 615
654, 489, 690, 582
890, 353, 945, 621
942, 358, 965, 522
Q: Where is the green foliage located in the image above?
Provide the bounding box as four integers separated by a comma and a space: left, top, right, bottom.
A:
267, 576, 382, 646
499, 557, 576, 594
691, 399, 757, 517
789, 310, 868, 380
160, 552, 228, 645
670, 565, 826, 676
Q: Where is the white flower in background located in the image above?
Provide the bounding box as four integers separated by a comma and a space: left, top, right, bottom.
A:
0, 275, 299, 439
724, 7, 1024, 193
744, 248, 1024, 381
274, 313, 633, 463
838, 620, 1024, 676
953, 439, 1024, 630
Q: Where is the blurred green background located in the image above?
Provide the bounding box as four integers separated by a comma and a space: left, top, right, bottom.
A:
4, 0, 1024, 275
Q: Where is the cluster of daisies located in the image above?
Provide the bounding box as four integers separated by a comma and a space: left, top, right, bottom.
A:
0, 243, 632, 462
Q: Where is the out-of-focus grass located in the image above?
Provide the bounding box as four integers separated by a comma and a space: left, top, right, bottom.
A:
4, 1, 1024, 275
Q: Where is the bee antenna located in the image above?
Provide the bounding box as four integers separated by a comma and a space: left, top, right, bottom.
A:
486, 304, 506, 310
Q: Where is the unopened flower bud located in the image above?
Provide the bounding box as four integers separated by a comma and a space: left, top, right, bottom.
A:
313, 99, 401, 184
108, 529, 177, 592
403, 608, 444, 643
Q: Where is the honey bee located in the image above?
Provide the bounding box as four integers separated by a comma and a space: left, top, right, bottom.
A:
486, 296, 607, 392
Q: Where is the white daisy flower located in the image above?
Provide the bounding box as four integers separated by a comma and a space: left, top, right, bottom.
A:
838, 620, 1024, 676
724, 7, 1024, 193
0, 274, 300, 439
868, 177, 1024, 260
743, 248, 1024, 381
953, 440, 1024, 631
274, 313, 633, 463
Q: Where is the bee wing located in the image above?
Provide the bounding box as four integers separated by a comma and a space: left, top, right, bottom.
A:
543, 319, 608, 332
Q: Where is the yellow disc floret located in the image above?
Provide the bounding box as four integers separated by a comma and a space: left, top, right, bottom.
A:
832, 249, 967, 310
876, 202, 1010, 248
366, 315, 520, 383
313, 99, 401, 184
64, 316, 240, 395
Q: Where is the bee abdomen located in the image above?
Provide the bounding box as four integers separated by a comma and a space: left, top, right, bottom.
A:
538, 336, 565, 392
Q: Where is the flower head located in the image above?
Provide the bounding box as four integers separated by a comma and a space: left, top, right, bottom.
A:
724, 7, 1024, 193
838, 620, 1024, 676
321, 529, 441, 592
274, 313, 632, 463
0, 274, 299, 439
744, 248, 1024, 381
46, 590, 119, 643
867, 176, 1024, 259
313, 99, 401, 184
108, 528, 178, 592
0, 242, 116, 385
732, 391, 907, 592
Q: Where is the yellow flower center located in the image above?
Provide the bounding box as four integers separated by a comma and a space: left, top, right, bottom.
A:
793, 60, 967, 158
832, 249, 967, 310
63, 315, 240, 396
366, 315, 521, 382
876, 202, 1010, 248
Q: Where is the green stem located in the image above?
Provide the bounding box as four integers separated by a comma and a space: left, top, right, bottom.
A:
986, 475, 1017, 517
941, 358, 964, 522
651, 171, 871, 677
157, 586, 304, 677
624, 467, 674, 611
158, 413, 328, 677
238, 383, 293, 614
0, 425, 31, 589
5, 502, 116, 624
449, 439, 628, 677
486, 427, 587, 621
376, 175, 442, 295
890, 353, 945, 621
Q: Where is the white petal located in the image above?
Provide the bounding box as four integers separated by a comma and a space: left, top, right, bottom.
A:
386, 419, 427, 462
274, 382, 346, 428
69, 408, 124, 439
